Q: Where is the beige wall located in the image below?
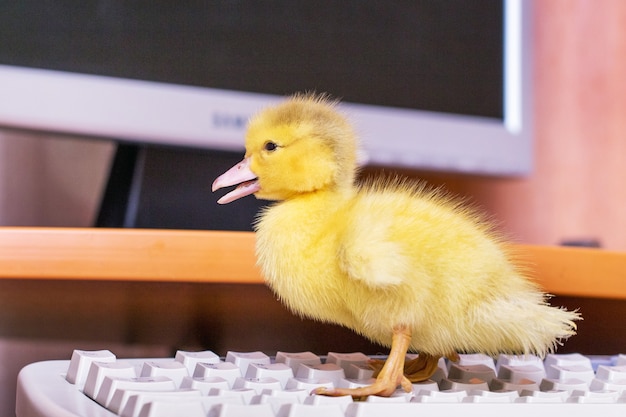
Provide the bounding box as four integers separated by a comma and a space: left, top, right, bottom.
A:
393, 0, 626, 251
0, 130, 114, 227
500, 0, 626, 249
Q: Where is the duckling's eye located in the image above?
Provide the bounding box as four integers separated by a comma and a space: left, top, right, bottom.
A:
264, 141, 279, 152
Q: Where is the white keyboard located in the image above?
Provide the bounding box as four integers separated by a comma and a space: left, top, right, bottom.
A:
16, 349, 626, 417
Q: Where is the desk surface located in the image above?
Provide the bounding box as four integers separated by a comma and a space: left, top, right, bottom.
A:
0, 227, 625, 299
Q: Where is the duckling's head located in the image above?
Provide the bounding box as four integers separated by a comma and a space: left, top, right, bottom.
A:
213, 93, 360, 203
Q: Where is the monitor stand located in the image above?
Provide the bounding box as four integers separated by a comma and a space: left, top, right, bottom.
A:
96, 144, 266, 230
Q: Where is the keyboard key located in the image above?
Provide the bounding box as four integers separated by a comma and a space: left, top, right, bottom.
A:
346, 402, 417, 417
83, 360, 137, 399
193, 361, 242, 387
119, 390, 202, 417
275, 351, 322, 373
180, 376, 230, 394
590, 365, 626, 392
175, 350, 220, 374
410, 380, 439, 394
249, 394, 300, 413
303, 394, 353, 411
515, 390, 569, 403
295, 363, 345, 383
345, 363, 375, 380
140, 361, 189, 387
455, 353, 496, 373
275, 403, 345, 417
539, 378, 589, 394
489, 377, 540, 393
337, 377, 377, 389
207, 388, 257, 404
596, 365, 626, 382
365, 392, 412, 403
439, 377, 490, 391
326, 352, 370, 374
544, 353, 593, 375
413, 390, 467, 403
94, 376, 176, 408
225, 351, 271, 374
197, 396, 246, 406
496, 354, 544, 370
284, 377, 334, 391
545, 365, 595, 385
245, 362, 294, 388
347, 402, 478, 416
207, 402, 276, 417
590, 355, 614, 370
589, 378, 626, 393
260, 388, 309, 402
497, 364, 546, 383
567, 390, 621, 404
66, 349, 116, 385
448, 363, 496, 384
109, 388, 193, 415
232, 376, 284, 393
462, 390, 519, 403
135, 399, 207, 417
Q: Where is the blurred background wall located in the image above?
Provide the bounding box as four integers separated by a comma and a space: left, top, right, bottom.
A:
0, 131, 113, 227
1, 0, 625, 249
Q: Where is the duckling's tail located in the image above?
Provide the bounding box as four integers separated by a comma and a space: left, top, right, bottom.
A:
466, 290, 581, 357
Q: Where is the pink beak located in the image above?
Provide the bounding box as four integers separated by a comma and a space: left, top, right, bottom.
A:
212, 157, 261, 204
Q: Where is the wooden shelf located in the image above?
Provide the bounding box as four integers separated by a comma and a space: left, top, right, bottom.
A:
0, 227, 624, 299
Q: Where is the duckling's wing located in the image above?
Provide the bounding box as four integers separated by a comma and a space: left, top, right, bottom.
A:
337, 201, 413, 289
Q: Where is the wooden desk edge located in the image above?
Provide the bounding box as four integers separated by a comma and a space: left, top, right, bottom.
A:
0, 227, 261, 283
0, 227, 624, 299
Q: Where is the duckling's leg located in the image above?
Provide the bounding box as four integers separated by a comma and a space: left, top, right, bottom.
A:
368, 352, 450, 382
314, 325, 413, 398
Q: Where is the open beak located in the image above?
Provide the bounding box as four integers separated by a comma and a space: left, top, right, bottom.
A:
212, 157, 260, 204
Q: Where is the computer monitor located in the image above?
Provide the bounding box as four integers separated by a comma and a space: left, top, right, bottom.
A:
0, 0, 531, 176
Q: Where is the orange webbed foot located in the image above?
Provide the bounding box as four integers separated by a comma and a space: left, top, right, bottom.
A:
314, 326, 414, 398
403, 353, 445, 382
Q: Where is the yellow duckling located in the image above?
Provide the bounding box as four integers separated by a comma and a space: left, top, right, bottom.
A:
212, 93, 580, 397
